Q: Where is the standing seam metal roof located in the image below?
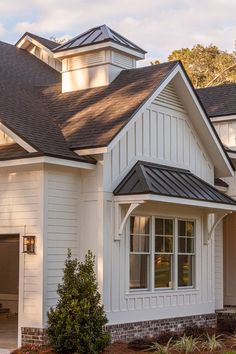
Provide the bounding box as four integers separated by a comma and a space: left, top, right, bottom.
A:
53, 24, 146, 54
114, 161, 236, 205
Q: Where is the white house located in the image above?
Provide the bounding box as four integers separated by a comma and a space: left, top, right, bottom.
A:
0, 25, 236, 349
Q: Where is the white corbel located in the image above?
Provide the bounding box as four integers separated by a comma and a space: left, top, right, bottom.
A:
204, 211, 232, 245
114, 201, 145, 241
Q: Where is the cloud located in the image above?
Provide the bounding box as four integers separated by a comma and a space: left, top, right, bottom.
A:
1, 0, 236, 62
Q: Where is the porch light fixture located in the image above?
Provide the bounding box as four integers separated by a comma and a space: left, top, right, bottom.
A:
23, 235, 36, 254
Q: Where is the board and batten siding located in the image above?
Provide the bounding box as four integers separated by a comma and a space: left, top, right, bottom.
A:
104, 83, 214, 191
44, 167, 80, 318
0, 168, 44, 333
102, 82, 217, 324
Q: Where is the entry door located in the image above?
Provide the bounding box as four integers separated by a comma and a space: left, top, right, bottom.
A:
224, 214, 236, 306
0, 235, 19, 301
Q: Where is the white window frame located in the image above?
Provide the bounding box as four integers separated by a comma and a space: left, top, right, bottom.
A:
127, 215, 196, 293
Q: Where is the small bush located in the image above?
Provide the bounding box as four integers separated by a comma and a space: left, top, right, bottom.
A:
145, 338, 173, 354
201, 333, 224, 352
47, 250, 110, 354
174, 334, 200, 353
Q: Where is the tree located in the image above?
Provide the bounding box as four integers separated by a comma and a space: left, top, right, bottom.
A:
47, 250, 110, 354
50, 36, 69, 44
152, 44, 236, 88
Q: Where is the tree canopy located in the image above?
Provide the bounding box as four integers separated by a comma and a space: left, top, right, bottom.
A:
152, 44, 236, 88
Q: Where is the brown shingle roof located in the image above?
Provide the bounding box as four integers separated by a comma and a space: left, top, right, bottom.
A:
16, 32, 59, 50
0, 41, 91, 163
197, 83, 236, 117
41, 61, 178, 149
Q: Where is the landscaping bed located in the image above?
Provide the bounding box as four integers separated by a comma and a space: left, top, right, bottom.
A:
11, 330, 236, 353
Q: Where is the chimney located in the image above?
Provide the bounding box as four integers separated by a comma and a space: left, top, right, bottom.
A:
53, 25, 146, 93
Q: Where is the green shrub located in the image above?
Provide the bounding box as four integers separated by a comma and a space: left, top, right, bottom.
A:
145, 338, 173, 353
47, 250, 110, 354
202, 333, 224, 352
174, 334, 200, 353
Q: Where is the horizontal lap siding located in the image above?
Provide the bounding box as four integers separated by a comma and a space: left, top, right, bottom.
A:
46, 169, 79, 313
0, 170, 43, 327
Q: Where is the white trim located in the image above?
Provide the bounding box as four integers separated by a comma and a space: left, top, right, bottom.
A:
0, 155, 95, 170
204, 211, 231, 245
176, 69, 233, 176
75, 147, 108, 156
53, 41, 145, 60
211, 115, 236, 123
16, 35, 54, 55
228, 152, 236, 159
0, 123, 37, 153
114, 194, 236, 211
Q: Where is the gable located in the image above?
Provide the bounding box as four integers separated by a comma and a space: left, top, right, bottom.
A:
105, 81, 214, 190
16, 33, 62, 72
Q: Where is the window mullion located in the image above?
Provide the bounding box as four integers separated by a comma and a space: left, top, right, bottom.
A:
150, 216, 155, 292
174, 218, 178, 290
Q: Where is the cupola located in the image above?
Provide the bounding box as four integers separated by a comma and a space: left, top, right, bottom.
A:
53, 25, 146, 92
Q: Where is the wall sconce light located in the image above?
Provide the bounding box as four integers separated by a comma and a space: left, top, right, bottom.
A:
23, 236, 36, 254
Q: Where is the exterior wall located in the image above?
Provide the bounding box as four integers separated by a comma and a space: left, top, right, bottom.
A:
43, 166, 81, 320
29, 45, 62, 72
214, 119, 236, 150
223, 213, 236, 306
0, 166, 44, 346
105, 83, 214, 194
103, 202, 215, 325
215, 222, 223, 310
102, 81, 217, 326
62, 48, 136, 92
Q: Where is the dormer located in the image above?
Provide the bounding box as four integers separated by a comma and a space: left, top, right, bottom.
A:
16, 32, 62, 72
53, 25, 146, 93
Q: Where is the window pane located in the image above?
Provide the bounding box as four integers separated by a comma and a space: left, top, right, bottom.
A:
154, 255, 172, 288
155, 236, 164, 252
187, 238, 194, 253
178, 237, 185, 253
165, 236, 173, 252
140, 236, 149, 252
155, 218, 163, 235
178, 220, 186, 236
139, 216, 150, 234
130, 235, 139, 252
178, 255, 193, 287
186, 221, 194, 236
130, 216, 139, 234
165, 219, 173, 235
130, 254, 149, 289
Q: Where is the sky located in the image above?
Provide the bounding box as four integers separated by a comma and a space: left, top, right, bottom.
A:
0, 0, 236, 65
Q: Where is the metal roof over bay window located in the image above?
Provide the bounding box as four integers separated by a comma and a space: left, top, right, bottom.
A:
114, 161, 236, 211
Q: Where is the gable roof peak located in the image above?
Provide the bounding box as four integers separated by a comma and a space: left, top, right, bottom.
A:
53, 24, 146, 54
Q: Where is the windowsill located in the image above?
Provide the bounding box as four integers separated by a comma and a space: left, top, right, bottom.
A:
125, 288, 199, 298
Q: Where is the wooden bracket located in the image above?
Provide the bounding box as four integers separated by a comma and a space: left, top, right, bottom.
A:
114, 201, 145, 241
204, 211, 232, 245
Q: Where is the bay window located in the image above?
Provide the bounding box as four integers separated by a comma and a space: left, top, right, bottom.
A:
129, 216, 195, 291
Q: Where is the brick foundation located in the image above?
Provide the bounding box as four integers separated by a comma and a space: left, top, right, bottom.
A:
217, 309, 236, 333
21, 313, 217, 345
21, 327, 47, 346
107, 313, 217, 342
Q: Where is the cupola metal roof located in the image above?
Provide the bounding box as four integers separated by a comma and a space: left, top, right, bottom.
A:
53, 24, 146, 54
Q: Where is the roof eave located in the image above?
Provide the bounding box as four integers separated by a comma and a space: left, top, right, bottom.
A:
53, 40, 145, 59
